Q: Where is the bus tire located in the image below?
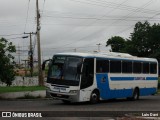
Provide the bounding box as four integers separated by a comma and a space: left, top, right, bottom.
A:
131, 88, 139, 100
90, 90, 100, 104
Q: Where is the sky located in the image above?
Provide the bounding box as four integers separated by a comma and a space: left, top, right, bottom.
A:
0, 0, 160, 63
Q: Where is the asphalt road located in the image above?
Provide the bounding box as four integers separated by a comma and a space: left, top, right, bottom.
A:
0, 94, 160, 119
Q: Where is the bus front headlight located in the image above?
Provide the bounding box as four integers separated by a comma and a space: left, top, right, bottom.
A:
45, 83, 50, 89
69, 90, 78, 94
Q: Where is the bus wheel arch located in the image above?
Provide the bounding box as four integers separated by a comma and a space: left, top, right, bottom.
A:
132, 87, 140, 100
90, 89, 100, 104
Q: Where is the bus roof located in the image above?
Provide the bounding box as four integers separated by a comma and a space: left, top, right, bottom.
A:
54, 52, 157, 62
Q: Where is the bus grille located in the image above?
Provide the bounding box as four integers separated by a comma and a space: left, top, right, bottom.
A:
50, 93, 69, 99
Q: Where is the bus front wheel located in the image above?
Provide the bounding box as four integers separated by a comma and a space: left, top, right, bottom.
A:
90, 90, 100, 104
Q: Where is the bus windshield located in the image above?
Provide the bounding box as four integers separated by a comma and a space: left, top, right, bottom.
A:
47, 56, 83, 86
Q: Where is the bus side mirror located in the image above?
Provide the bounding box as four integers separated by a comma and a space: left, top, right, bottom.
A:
48, 60, 52, 66
42, 59, 52, 71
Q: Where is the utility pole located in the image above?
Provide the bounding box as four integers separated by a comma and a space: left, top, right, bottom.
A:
24, 32, 36, 77
96, 43, 101, 52
36, 0, 43, 86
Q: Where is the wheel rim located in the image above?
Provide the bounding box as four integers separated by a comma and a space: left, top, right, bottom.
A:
134, 93, 137, 99
92, 93, 97, 101
133, 89, 139, 100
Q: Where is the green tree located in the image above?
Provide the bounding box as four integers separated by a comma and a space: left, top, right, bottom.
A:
106, 21, 160, 62
148, 23, 160, 61
106, 36, 126, 52
0, 38, 16, 86
129, 21, 151, 57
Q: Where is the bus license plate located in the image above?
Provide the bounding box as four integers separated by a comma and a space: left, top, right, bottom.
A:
57, 94, 62, 97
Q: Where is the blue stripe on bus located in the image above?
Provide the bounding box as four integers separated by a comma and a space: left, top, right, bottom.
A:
140, 88, 157, 96
146, 77, 158, 80
110, 77, 158, 81
110, 77, 134, 81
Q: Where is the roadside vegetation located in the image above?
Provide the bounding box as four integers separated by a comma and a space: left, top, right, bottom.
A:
0, 86, 45, 93
0, 38, 16, 86
106, 21, 160, 61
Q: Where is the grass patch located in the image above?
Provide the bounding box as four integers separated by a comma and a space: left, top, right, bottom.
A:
0, 86, 45, 93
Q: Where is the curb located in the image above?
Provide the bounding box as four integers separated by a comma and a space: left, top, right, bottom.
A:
0, 97, 53, 101
0, 90, 46, 99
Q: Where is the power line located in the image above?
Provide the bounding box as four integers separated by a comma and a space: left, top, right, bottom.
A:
0, 33, 23, 37
41, 0, 46, 18
86, 0, 159, 14
24, 0, 30, 32
92, 1, 159, 47
89, 0, 155, 45
41, 23, 134, 26
64, 0, 156, 48
47, 0, 130, 49
42, 10, 160, 19
67, 0, 159, 15
41, 0, 158, 52
42, 9, 159, 20
50, 27, 105, 50
40, 0, 46, 29
109, 0, 155, 26
34, 0, 160, 57
6, 36, 28, 40
115, 12, 160, 36
42, 15, 160, 21
41, 1, 129, 46
51, 45, 97, 49
110, 0, 155, 34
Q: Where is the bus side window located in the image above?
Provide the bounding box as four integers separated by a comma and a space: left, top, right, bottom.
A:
122, 61, 132, 73
110, 60, 121, 73
150, 63, 157, 74
96, 60, 109, 73
143, 62, 149, 73
133, 62, 142, 73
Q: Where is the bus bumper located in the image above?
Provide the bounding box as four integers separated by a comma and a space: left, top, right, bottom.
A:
46, 90, 80, 102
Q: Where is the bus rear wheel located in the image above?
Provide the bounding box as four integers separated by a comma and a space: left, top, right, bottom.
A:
90, 90, 100, 104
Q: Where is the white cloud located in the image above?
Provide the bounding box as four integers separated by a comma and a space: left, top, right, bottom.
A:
0, 0, 160, 62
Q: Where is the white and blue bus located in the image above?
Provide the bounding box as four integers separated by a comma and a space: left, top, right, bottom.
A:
45, 52, 158, 103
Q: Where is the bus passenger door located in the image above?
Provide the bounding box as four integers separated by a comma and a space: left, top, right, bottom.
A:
79, 58, 94, 101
